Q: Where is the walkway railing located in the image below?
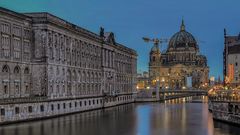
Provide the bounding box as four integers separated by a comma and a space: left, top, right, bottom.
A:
136, 89, 207, 101
208, 90, 240, 102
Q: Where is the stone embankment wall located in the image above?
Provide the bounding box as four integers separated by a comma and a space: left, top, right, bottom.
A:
210, 101, 240, 125
0, 94, 133, 124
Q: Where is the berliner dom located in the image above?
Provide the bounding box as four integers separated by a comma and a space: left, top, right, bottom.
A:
149, 20, 209, 89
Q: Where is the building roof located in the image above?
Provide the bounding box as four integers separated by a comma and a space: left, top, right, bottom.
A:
6, 9, 137, 55
167, 20, 198, 51
228, 43, 240, 54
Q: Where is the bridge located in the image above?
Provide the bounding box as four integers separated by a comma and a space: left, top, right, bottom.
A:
135, 89, 208, 102
159, 90, 207, 100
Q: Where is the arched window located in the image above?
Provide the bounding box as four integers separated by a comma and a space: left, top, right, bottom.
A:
14, 66, 20, 74
2, 65, 9, 73
24, 67, 30, 74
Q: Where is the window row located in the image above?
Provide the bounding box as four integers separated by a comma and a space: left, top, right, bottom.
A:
1, 65, 30, 74
1, 22, 31, 39
1, 35, 31, 60
0, 96, 133, 116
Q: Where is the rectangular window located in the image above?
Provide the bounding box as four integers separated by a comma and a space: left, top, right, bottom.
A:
25, 85, 29, 94
51, 104, 54, 111
13, 38, 21, 59
69, 103, 72, 108
15, 107, 20, 114
1, 23, 10, 33
58, 104, 60, 110
40, 105, 44, 112
4, 85, 8, 94
75, 102, 77, 107
0, 109, 5, 116
13, 25, 21, 36
63, 103, 66, 109
23, 40, 30, 61
2, 35, 10, 58
23, 29, 31, 39
28, 106, 32, 113
80, 101, 82, 107
15, 84, 20, 95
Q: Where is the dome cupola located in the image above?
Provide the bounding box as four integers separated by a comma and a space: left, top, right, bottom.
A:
167, 20, 199, 52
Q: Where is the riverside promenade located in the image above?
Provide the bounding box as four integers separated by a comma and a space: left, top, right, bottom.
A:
208, 89, 240, 125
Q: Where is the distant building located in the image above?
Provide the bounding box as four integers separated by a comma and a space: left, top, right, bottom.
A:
210, 76, 215, 86
137, 72, 150, 90
223, 29, 240, 87
149, 20, 209, 89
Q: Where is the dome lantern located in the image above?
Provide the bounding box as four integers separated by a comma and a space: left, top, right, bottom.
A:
180, 19, 185, 31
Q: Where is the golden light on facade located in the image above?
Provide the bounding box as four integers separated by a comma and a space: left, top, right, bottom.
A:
228, 64, 234, 82
210, 76, 215, 82
161, 78, 165, 82
225, 76, 230, 84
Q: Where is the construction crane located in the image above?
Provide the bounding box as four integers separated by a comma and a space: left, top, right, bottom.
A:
142, 37, 168, 50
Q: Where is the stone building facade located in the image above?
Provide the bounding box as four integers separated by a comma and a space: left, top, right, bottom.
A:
137, 71, 150, 90
149, 20, 209, 89
0, 7, 137, 123
223, 29, 240, 87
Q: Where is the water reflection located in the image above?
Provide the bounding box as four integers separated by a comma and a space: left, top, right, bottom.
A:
0, 102, 240, 135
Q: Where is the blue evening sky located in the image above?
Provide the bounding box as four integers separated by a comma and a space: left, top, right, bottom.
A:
1, 0, 240, 79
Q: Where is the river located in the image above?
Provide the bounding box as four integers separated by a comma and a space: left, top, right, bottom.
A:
0, 102, 240, 135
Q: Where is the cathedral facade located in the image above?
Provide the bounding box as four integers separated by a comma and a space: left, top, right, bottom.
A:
149, 21, 209, 89
0, 7, 137, 123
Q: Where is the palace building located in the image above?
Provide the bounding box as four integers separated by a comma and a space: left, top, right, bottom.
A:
0, 7, 137, 123
149, 20, 209, 89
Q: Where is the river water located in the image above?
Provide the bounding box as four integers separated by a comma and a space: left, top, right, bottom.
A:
0, 102, 240, 135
